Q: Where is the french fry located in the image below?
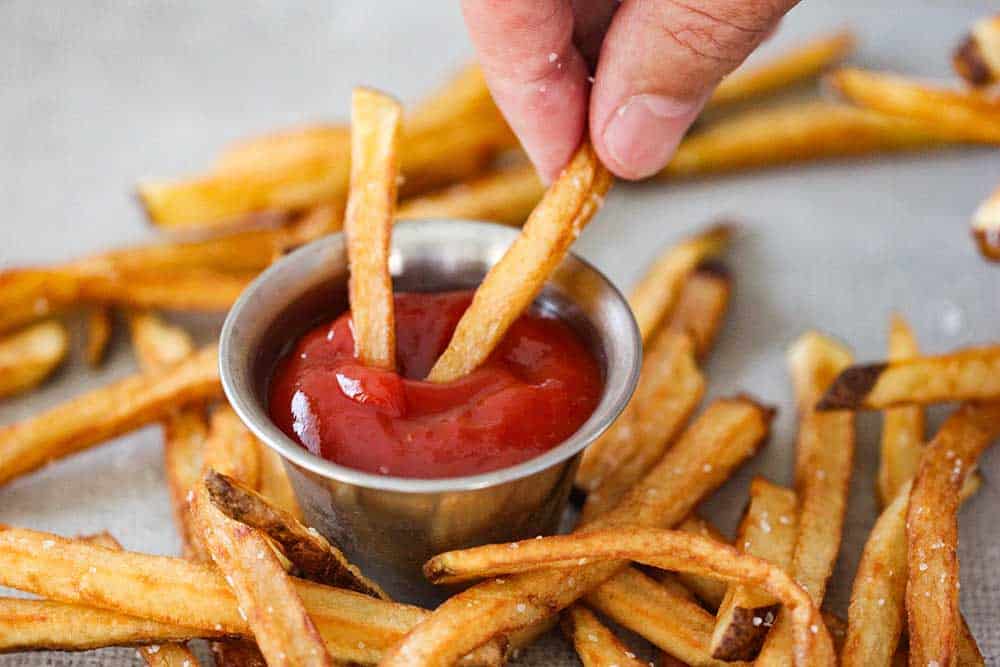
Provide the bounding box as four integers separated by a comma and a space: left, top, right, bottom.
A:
257, 441, 302, 519
562, 605, 645, 667
708, 30, 855, 108
756, 332, 853, 666
661, 103, 958, 180
404, 63, 497, 134
577, 333, 704, 513
382, 397, 772, 666
78, 268, 253, 311
628, 225, 732, 344
0, 320, 69, 399
427, 141, 613, 382
202, 405, 260, 493
205, 469, 386, 599
345, 87, 402, 370
664, 263, 732, 361
906, 401, 1000, 667
0, 597, 223, 653
877, 315, 925, 506
954, 14, 1000, 86
397, 163, 544, 226
0, 344, 221, 486
424, 528, 834, 667
0, 269, 80, 336
672, 515, 731, 610
84, 306, 113, 367
127, 310, 196, 371
817, 345, 1000, 410
711, 478, 798, 661
971, 183, 1000, 261
829, 68, 1000, 143
191, 477, 334, 667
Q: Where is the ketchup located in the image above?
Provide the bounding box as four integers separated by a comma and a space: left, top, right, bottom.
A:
268, 291, 602, 478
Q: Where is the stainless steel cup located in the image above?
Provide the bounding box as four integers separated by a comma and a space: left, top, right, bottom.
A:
220, 220, 640, 605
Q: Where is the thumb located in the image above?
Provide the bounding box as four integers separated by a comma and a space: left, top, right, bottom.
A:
590, 0, 797, 179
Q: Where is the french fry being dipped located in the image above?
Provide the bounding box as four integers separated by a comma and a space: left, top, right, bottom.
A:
954, 13, 1000, 87
0, 320, 69, 400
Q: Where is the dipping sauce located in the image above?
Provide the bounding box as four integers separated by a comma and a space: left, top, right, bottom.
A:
268, 291, 602, 478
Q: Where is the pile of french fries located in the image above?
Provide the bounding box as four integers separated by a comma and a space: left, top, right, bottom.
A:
1, 17, 999, 667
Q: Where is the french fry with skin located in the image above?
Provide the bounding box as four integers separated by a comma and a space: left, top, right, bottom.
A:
707, 30, 855, 109
878, 315, 924, 506
954, 14, 1000, 87
756, 332, 854, 666
829, 68, 1000, 144
84, 307, 113, 367
345, 88, 402, 370
427, 141, 613, 382
0, 320, 69, 399
817, 345, 1000, 410
205, 469, 386, 599
381, 397, 773, 667
562, 605, 645, 667
424, 528, 834, 667
971, 183, 1000, 262
0, 344, 221, 486
906, 402, 1000, 667
711, 478, 798, 661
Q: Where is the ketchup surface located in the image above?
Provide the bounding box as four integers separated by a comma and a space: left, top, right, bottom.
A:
268, 291, 603, 479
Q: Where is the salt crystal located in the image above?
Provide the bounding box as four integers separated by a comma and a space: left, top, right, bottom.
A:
516, 603, 526, 613
587, 633, 598, 642
42, 540, 54, 550
703, 464, 713, 472
810, 624, 818, 634
878, 598, 885, 606
358, 641, 366, 649
509, 543, 519, 549
147, 646, 160, 654
779, 515, 792, 525
548, 52, 558, 63
587, 76, 595, 83
919, 562, 928, 572
752, 616, 763, 626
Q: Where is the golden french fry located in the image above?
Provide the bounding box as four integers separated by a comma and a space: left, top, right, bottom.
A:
345, 87, 402, 370
709, 30, 855, 108
817, 345, 1000, 410
0, 269, 80, 336
972, 183, 1000, 262
957, 616, 987, 667
562, 605, 645, 667
829, 68, 1000, 143
79, 268, 253, 312
711, 478, 798, 661
0, 320, 69, 399
906, 402, 1000, 667
205, 469, 386, 599
427, 141, 613, 382
877, 315, 924, 506
0, 344, 221, 486
662, 103, 958, 180
577, 333, 704, 509
191, 477, 334, 667
84, 306, 113, 367
664, 263, 732, 361
424, 528, 834, 667
672, 515, 731, 610
397, 163, 544, 226
628, 225, 732, 344
757, 332, 853, 666
382, 397, 772, 667
127, 310, 196, 371
954, 14, 1000, 86
257, 441, 302, 520
404, 63, 497, 134
0, 597, 223, 653
203, 405, 260, 493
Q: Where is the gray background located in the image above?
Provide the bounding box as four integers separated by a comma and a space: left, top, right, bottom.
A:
1, 1, 998, 665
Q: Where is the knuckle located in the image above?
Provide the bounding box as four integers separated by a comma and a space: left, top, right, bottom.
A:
658, 0, 777, 66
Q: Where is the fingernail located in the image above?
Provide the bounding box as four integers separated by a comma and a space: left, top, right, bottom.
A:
602, 94, 701, 179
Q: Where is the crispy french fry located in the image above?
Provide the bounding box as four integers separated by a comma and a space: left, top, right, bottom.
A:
0, 320, 69, 399
205, 469, 386, 599
345, 88, 402, 370
817, 345, 1000, 410
906, 402, 1000, 667
954, 14, 1000, 86
191, 478, 334, 667
397, 163, 544, 226
829, 68, 1000, 143
424, 528, 834, 667
85, 306, 113, 367
0, 597, 223, 653
664, 263, 732, 361
672, 515, 731, 610
662, 103, 958, 180
708, 30, 855, 108
628, 226, 732, 344
427, 141, 613, 382
562, 605, 646, 667
257, 441, 302, 520
0, 344, 221, 486
586, 566, 738, 667
877, 315, 925, 506
711, 478, 798, 661
578, 332, 704, 512
971, 183, 1000, 261
382, 397, 772, 666
757, 332, 853, 666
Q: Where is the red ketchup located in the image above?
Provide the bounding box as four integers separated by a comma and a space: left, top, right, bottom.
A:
268, 291, 602, 478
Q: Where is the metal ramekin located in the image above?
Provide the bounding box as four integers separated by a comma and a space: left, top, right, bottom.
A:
219, 220, 640, 605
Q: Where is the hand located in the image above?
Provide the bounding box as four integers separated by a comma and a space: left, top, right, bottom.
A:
462, 0, 797, 181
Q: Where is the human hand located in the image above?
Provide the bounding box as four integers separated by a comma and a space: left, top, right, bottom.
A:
462, 0, 797, 181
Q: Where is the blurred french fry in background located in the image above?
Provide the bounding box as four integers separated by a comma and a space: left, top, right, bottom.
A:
972, 183, 1000, 261
953, 13, 1000, 87
664, 263, 732, 361
0, 320, 69, 399
84, 307, 113, 367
